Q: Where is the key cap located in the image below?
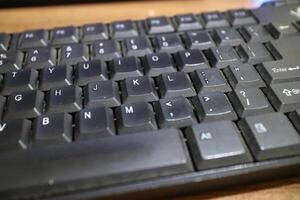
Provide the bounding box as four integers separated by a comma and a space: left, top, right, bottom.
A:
184, 31, 215, 50
175, 49, 209, 72
146, 16, 174, 34
186, 121, 252, 170
0, 119, 31, 151
0, 129, 192, 193
193, 92, 237, 122
192, 68, 231, 93
267, 22, 298, 39
82, 23, 108, 42
5, 90, 44, 120
289, 110, 300, 133
75, 107, 115, 140
157, 72, 196, 98
92, 40, 121, 61
211, 28, 243, 46
24, 47, 56, 69
51, 26, 79, 45
236, 43, 272, 65
223, 64, 265, 89
265, 81, 300, 113
227, 9, 256, 26
110, 56, 143, 81
121, 76, 158, 103
174, 13, 203, 31
75, 60, 108, 86
59, 43, 88, 65
110, 20, 138, 39
33, 113, 72, 146
228, 88, 272, 118
143, 52, 176, 77
116, 102, 157, 134
239, 113, 300, 161
0, 51, 23, 73
46, 85, 82, 114
0, 33, 10, 51
205, 46, 240, 69
257, 61, 300, 84
19, 29, 48, 49
202, 11, 229, 28
124, 36, 152, 57
155, 96, 196, 128
239, 25, 273, 43
84, 80, 120, 108
155, 33, 184, 53
2, 68, 38, 95
39, 65, 72, 91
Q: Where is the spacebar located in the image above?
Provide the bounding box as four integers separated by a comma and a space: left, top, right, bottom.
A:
0, 128, 193, 197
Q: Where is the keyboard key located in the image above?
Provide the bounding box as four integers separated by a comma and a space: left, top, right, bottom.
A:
75, 60, 108, 86
84, 80, 120, 108
175, 49, 209, 72
46, 85, 82, 114
116, 102, 157, 134
257, 61, 300, 84
205, 46, 240, 69
265, 81, 300, 113
5, 90, 44, 120
19, 29, 48, 49
146, 16, 174, 34
143, 52, 176, 77
33, 113, 72, 146
39, 65, 72, 91
267, 22, 298, 39
289, 110, 300, 132
239, 113, 300, 161
223, 64, 265, 89
193, 92, 237, 122
202, 12, 229, 28
0, 33, 10, 51
51, 26, 79, 45
157, 71, 196, 98
186, 121, 252, 170
59, 43, 88, 65
0, 51, 23, 73
184, 31, 215, 50
92, 40, 121, 61
0, 96, 6, 119
155, 96, 196, 128
239, 25, 273, 43
211, 28, 243, 46
192, 68, 231, 93
0, 119, 31, 151
110, 20, 138, 38
75, 107, 115, 140
227, 9, 256, 26
174, 13, 202, 31
24, 47, 56, 69
82, 23, 108, 42
121, 76, 158, 103
124, 36, 152, 57
155, 33, 184, 53
228, 88, 272, 118
2, 68, 38, 95
110, 56, 143, 81
0, 129, 192, 193
236, 43, 272, 65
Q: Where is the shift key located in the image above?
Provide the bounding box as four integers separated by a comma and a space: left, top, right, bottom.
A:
265, 81, 300, 113
258, 61, 300, 84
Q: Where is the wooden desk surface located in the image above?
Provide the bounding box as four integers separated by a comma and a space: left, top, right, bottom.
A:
0, 0, 300, 199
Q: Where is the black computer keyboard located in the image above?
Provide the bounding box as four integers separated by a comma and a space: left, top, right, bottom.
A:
1, 1, 300, 199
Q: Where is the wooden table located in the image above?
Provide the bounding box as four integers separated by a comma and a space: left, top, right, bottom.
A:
0, 0, 300, 199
